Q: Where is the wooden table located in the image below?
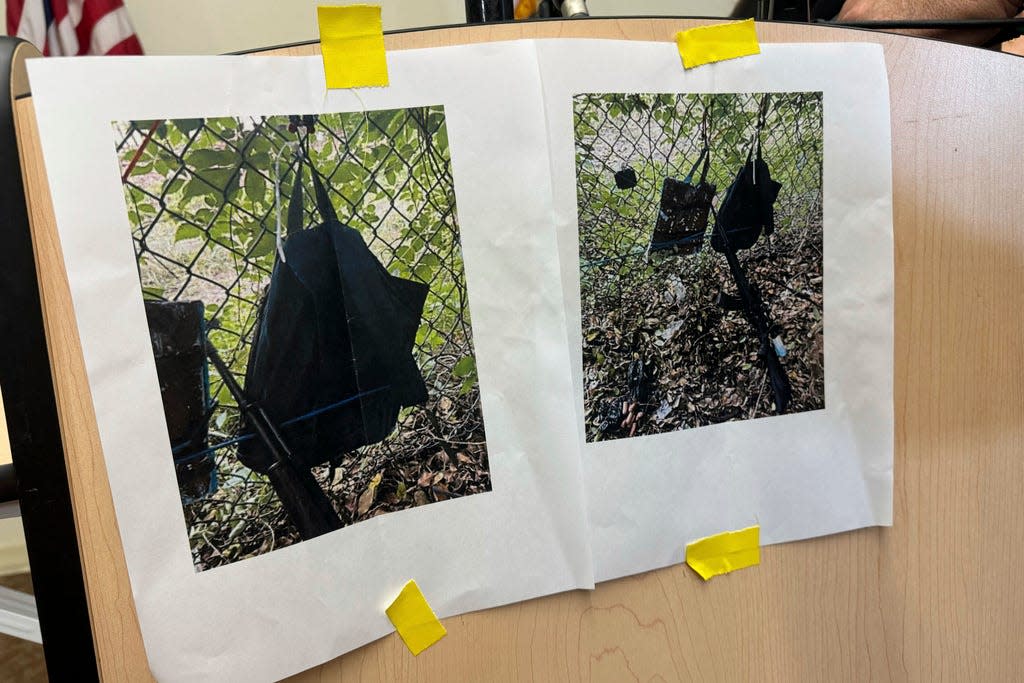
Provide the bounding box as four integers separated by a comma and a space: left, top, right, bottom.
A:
11, 18, 1024, 681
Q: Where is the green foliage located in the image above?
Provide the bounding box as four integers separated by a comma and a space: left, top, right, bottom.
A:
452, 355, 477, 395
113, 106, 481, 568
573, 91, 823, 282
115, 106, 472, 401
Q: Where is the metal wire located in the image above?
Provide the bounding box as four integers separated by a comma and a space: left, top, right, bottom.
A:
574, 91, 824, 438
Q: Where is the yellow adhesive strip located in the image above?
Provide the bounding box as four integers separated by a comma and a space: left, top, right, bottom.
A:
685, 525, 760, 580
317, 5, 389, 89
515, 0, 539, 19
385, 580, 447, 655
675, 19, 761, 69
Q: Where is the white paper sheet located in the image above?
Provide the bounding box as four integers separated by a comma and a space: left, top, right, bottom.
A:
28, 43, 594, 682
28, 37, 895, 680
537, 40, 894, 582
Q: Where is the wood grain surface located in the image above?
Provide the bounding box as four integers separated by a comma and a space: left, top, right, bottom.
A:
12, 18, 1024, 682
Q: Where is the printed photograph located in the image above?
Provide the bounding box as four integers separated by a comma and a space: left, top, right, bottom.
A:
574, 92, 824, 442
114, 108, 489, 570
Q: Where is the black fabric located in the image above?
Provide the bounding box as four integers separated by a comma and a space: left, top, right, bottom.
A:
614, 167, 637, 190
238, 154, 428, 473
650, 176, 716, 254
650, 145, 715, 255
711, 153, 782, 253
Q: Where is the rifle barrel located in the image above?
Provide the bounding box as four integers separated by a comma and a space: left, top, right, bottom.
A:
714, 220, 793, 413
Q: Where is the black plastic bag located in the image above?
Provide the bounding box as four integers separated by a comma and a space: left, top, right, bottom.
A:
238, 156, 428, 473
614, 167, 637, 190
711, 153, 781, 253
650, 176, 716, 255
650, 148, 715, 256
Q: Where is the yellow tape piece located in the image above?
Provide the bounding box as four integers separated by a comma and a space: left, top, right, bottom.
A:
515, 0, 539, 19
685, 525, 760, 580
317, 5, 389, 89
675, 19, 760, 69
385, 580, 447, 655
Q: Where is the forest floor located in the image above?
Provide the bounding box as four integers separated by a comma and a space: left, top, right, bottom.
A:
186, 389, 490, 570
581, 216, 825, 442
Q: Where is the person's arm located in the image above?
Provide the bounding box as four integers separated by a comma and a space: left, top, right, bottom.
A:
836, 0, 1022, 44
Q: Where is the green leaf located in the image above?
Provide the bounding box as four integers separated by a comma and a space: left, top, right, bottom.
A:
165, 176, 186, 196
452, 355, 476, 379
195, 167, 235, 191
336, 162, 360, 183
186, 148, 236, 169
173, 118, 204, 136
247, 151, 271, 168
183, 176, 219, 201
395, 244, 416, 263
175, 224, 203, 242
248, 232, 276, 259
435, 124, 449, 153
413, 264, 434, 282
244, 169, 266, 203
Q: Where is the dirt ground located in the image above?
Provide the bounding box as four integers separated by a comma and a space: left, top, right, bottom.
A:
581, 215, 824, 442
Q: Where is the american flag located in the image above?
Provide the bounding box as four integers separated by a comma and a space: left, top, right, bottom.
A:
7, 0, 143, 56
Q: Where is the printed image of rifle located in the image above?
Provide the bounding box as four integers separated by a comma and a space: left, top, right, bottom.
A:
205, 341, 343, 539
709, 94, 792, 414
713, 219, 792, 413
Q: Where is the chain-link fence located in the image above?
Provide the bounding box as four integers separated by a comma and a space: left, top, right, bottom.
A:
574, 92, 824, 440
114, 108, 490, 570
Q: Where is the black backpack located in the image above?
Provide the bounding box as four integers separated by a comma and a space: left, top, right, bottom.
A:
237, 154, 428, 473
711, 132, 782, 253
649, 146, 715, 256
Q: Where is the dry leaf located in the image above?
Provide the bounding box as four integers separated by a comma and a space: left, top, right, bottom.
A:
357, 472, 383, 515
356, 487, 375, 516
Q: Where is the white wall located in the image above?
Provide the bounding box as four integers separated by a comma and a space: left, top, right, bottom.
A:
0, 390, 28, 577
123, 0, 469, 55
3, 0, 737, 55
589, 0, 737, 19
125, 0, 735, 55
0, 518, 28, 576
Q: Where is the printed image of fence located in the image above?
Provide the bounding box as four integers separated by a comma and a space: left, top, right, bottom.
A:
574, 92, 825, 442
114, 108, 489, 570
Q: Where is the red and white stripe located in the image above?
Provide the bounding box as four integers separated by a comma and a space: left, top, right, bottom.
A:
7, 0, 143, 56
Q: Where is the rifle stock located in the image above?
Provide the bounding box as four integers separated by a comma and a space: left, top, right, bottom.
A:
205, 342, 342, 539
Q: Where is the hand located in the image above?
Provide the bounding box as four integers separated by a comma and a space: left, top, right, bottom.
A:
1004, 8, 1024, 53
836, 0, 1023, 45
